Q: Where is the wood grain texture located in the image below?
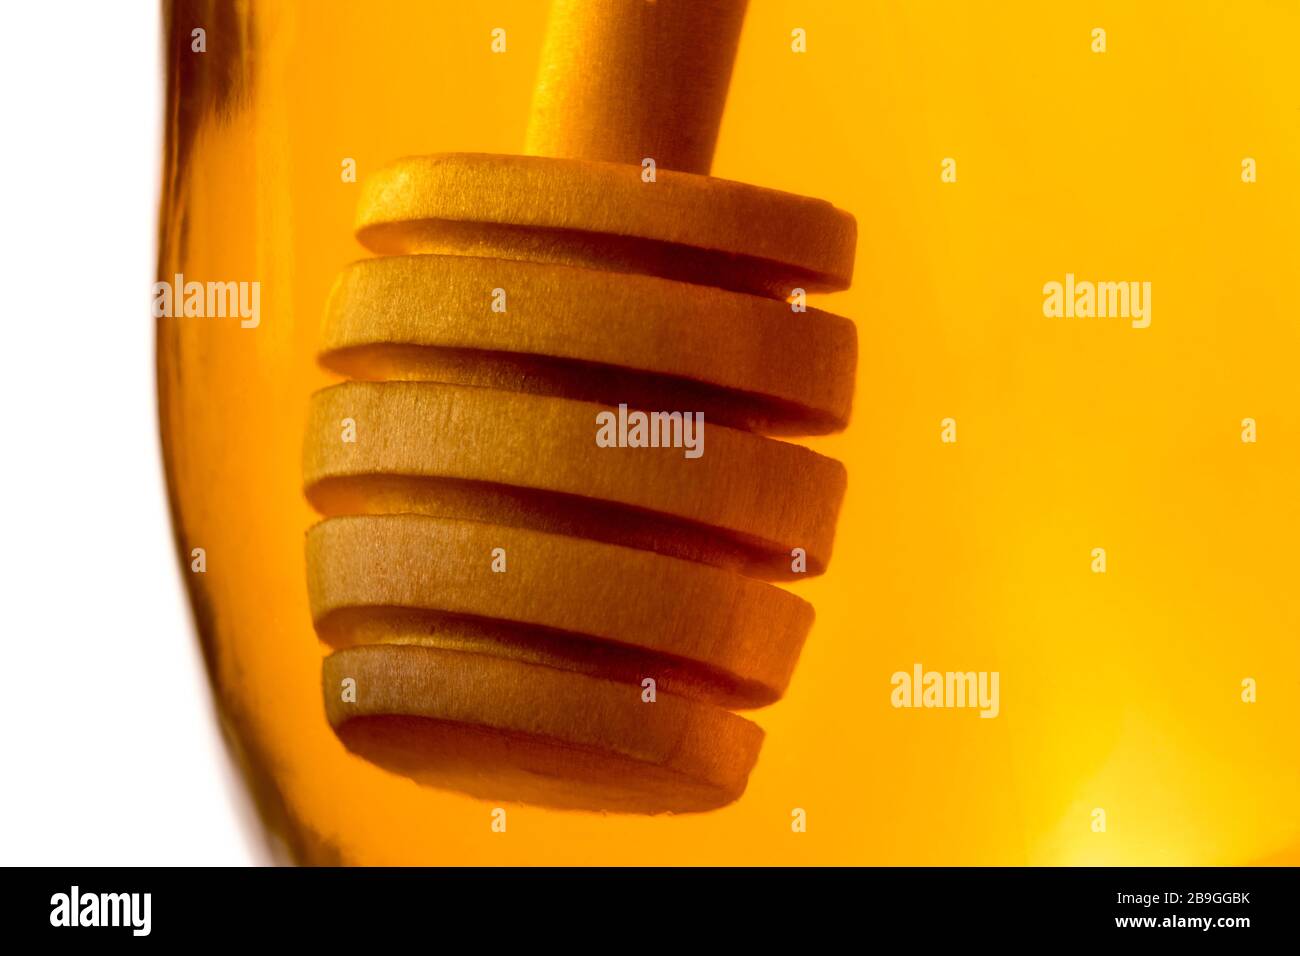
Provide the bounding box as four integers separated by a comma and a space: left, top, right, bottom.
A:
354, 154, 856, 298
525, 0, 749, 175
303, 381, 847, 578
320, 253, 857, 434
324, 643, 764, 813
304, 0, 858, 815
307, 514, 813, 707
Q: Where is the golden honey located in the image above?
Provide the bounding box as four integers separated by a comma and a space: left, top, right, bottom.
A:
158, 0, 1300, 865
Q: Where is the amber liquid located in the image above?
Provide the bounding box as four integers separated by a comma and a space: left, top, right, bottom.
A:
159, 0, 1300, 865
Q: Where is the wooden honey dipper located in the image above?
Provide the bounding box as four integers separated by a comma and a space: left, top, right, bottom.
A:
303, 0, 857, 813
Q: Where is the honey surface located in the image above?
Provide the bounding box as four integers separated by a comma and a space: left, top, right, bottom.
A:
159, 0, 1300, 864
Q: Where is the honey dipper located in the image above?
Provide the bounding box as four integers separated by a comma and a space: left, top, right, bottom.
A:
303, 0, 858, 813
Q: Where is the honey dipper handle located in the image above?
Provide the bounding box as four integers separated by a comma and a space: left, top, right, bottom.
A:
525, 0, 749, 175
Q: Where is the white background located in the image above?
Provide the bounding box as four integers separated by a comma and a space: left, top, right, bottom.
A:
0, 3, 258, 864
